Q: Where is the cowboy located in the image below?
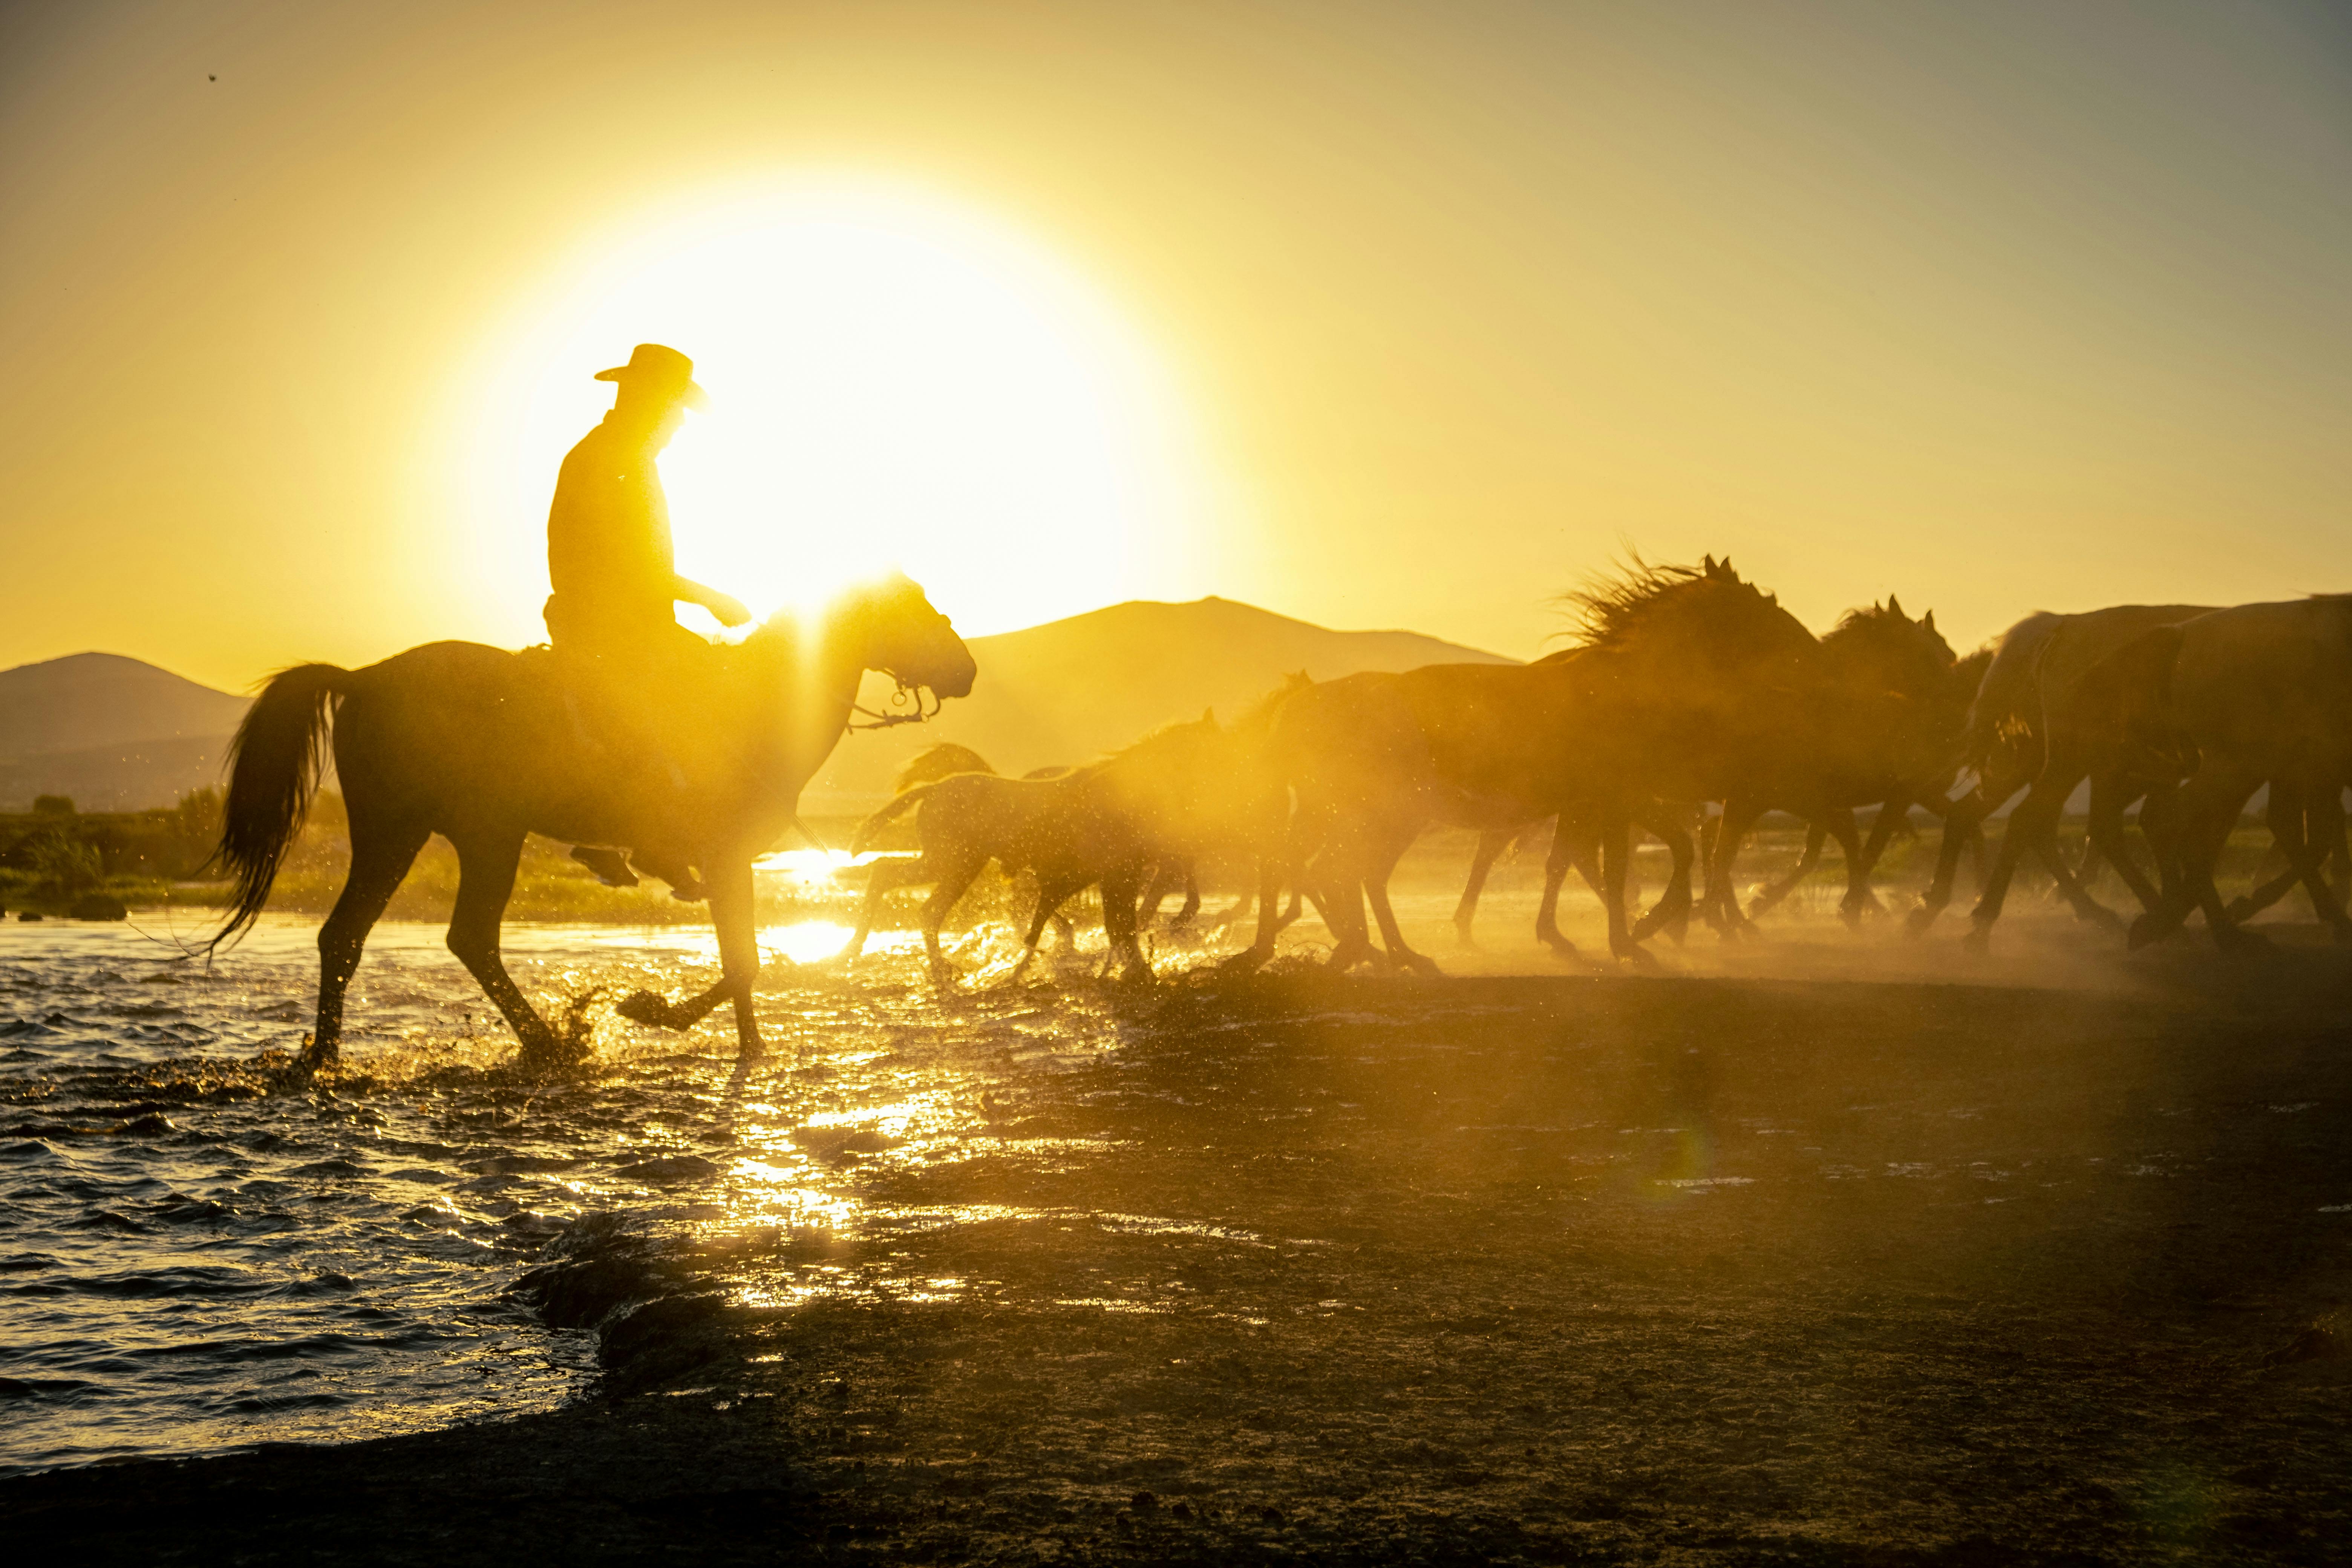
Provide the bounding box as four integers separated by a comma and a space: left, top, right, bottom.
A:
545, 343, 748, 895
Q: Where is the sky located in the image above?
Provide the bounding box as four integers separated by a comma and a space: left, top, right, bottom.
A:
3, 0, 2350, 691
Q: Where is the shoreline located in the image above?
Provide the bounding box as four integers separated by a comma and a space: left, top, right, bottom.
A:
9, 966, 2352, 1563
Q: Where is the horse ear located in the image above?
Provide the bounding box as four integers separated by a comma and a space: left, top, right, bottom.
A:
1922, 609, 1936, 632
1702, 554, 1717, 574
1888, 593, 1904, 618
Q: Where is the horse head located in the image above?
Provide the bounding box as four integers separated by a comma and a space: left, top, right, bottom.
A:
1824, 597, 1957, 698
762, 572, 977, 706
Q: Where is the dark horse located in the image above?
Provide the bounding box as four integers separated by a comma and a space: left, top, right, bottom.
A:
1245, 557, 1823, 972
1703, 598, 1966, 932
207, 574, 976, 1070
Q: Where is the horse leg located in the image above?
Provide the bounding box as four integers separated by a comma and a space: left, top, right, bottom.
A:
2303, 786, 2352, 940
1174, 863, 1201, 928
2080, 775, 2161, 923
1533, 811, 1586, 959
1962, 779, 2072, 954
1364, 831, 1438, 976
1135, 864, 1173, 929
1600, 810, 1655, 968
1102, 863, 1153, 982
1910, 789, 1998, 935
1313, 840, 1384, 973
445, 830, 568, 1069
920, 853, 989, 983
1747, 820, 1825, 920
843, 857, 925, 965
1454, 827, 1511, 948
1629, 813, 1696, 945
2025, 779, 2123, 929
307, 816, 429, 1069
1708, 802, 1764, 940
710, 858, 766, 1060
1821, 808, 1873, 927
1854, 797, 1908, 883
1009, 871, 1086, 982
2137, 766, 2267, 952
1218, 854, 1289, 972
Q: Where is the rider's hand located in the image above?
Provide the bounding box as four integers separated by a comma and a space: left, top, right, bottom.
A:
707, 593, 752, 628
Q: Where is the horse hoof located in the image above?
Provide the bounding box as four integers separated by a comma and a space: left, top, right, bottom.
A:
615, 989, 679, 1028
1904, 908, 1939, 939
1542, 939, 1579, 963
2223, 898, 2257, 922
1960, 926, 1991, 957
2126, 915, 2164, 951
1400, 953, 1442, 978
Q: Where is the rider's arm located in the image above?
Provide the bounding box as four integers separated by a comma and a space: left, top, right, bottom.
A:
673, 574, 752, 628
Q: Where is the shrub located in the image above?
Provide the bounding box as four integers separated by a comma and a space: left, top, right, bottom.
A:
31, 795, 74, 816
28, 829, 103, 898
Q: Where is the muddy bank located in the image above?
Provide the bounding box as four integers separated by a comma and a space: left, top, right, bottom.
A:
8, 959, 2352, 1565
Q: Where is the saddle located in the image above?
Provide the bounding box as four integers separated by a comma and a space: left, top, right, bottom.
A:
522, 620, 731, 898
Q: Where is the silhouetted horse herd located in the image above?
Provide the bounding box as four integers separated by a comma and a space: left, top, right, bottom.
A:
211, 563, 2352, 1070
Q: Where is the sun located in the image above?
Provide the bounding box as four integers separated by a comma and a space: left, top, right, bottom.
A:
464, 182, 1209, 638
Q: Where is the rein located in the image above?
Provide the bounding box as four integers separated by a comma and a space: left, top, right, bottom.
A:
848, 677, 942, 730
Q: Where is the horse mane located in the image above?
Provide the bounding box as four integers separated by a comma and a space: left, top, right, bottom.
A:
1556, 555, 1704, 648
1229, 671, 1312, 734
1082, 710, 1223, 775
894, 742, 994, 795
1825, 601, 1906, 643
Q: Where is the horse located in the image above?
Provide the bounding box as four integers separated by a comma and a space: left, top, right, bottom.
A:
1903, 605, 2214, 949
1240, 556, 1821, 972
1703, 598, 1963, 931
207, 573, 976, 1069
841, 712, 1272, 984
1738, 644, 1994, 922
2115, 597, 2352, 951
864, 743, 1081, 951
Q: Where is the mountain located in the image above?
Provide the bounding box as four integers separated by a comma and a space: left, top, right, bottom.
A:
802, 596, 1516, 810
0, 599, 1510, 814
0, 653, 250, 811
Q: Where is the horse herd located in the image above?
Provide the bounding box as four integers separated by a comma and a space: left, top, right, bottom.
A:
210, 563, 2350, 1070
839, 558, 2352, 984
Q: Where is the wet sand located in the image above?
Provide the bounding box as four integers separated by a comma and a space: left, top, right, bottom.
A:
9, 929, 2352, 1565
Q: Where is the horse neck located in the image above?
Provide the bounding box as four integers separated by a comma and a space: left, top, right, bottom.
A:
751, 618, 873, 777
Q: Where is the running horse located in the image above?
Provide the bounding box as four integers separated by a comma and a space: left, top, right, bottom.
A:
206, 574, 976, 1070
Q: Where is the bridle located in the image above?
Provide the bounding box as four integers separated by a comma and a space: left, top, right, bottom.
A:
848, 675, 942, 730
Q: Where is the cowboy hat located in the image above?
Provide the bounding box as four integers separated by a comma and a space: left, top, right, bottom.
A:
592, 343, 709, 411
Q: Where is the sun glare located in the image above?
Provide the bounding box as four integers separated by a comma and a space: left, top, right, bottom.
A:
466, 182, 1208, 637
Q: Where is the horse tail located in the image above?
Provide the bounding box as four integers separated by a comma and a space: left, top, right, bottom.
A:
853, 782, 939, 856
206, 663, 350, 952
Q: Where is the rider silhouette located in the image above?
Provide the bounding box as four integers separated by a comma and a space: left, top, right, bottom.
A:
545, 343, 750, 896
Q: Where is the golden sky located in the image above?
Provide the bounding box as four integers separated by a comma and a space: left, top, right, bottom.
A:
5, 0, 2350, 691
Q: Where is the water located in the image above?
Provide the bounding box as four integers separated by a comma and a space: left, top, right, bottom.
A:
0, 841, 2176, 1478
0, 908, 1162, 1477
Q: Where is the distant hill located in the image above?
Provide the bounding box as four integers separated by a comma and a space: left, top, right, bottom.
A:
0, 653, 249, 811
803, 596, 1515, 810
0, 599, 1511, 814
